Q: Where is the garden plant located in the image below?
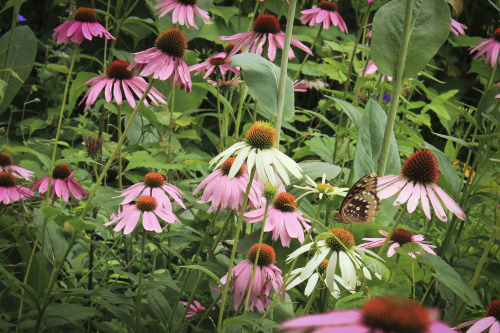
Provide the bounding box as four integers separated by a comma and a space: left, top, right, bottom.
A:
0, 0, 499, 332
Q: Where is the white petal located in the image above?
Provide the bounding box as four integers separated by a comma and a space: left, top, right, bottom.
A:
228, 145, 251, 180
339, 251, 357, 289
286, 241, 326, 262
325, 252, 338, 292
300, 248, 329, 280
304, 273, 319, 296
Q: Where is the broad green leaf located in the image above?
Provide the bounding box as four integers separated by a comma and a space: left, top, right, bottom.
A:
146, 289, 171, 322
179, 264, 222, 286
299, 161, 341, 180
361, 254, 390, 281
44, 303, 102, 328
231, 53, 295, 121
476, 86, 500, 129
0, 26, 37, 115
371, 0, 450, 78
419, 254, 481, 306
307, 136, 335, 164
222, 313, 270, 333
353, 100, 401, 179
33, 209, 68, 262
329, 97, 362, 127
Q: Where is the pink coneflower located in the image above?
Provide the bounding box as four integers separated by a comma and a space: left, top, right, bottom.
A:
219, 14, 313, 62
0, 172, 33, 205
116, 172, 185, 211
293, 80, 312, 92
155, 0, 211, 30
182, 301, 215, 318
29, 164, 87, 201
300, 1, 348, 32
360, 229, 437, 258
451, 18, 467, 36
105, 195, 179, 234
470, 28, 500, 68
455, 299, 500, 333
52, 7, 115, 44
0, 153, 34, 180
189, 45, 240, 79
128, 28, 192, 92
207, 76, 243, 88
78, 60, 167, 113
244, 192, 311, 247
219, 243, 285, 312
378, 149, 466, 222
193, 157, 263, 213
281, 296, 454, 333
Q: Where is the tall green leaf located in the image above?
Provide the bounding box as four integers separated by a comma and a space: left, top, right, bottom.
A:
0, 26, 37, 114
231, 53, 295, 121
371, 0, 450, 79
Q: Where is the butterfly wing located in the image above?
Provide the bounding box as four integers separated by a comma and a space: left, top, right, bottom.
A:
335, 173, 380, 224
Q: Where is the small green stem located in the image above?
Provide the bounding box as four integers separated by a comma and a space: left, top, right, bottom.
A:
45, 44, 79, 205
293, 26, 322, 81
420, 277, 436, 305
301, 288, 318, 315
275, 0, 297, 147
244, 200, 271, 312
217, 168, 257, 331
377, 0, 414, 177
117, 104, 122, 189
389, 254, 400, 283
486, 64, 497, 90
136, 230, 147, 332
17, 240, 38, 333
216, 73, 224, 152
233, 84, 248, 138
377, 209, 406, 256
81, 80, 156, 220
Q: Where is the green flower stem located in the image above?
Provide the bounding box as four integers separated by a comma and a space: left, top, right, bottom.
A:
293, 26, 323, 81
419, 276, 436, 305
168, 209, 220, 330
377, 0, 414, 177
33, 231, 78, 333
45, 44, 79, 205
377, 209, 406, 257
486, 63, 497, 90
135, 230, 147, 332
233, 83, 248, 138
412, 259, 416, 301
301, 288, 318, 315
247, 0, 261, 31
81, 80, 155, 220
275, 0, 297, 146
315, 201, 324, 221
216, 73, 224, 152
244, 200, 271, 312
16, 240, 38, 333
452, 193, 500, 326
117, 104, 122, 190
217, 168, 257, 331
389, 253, 400, 283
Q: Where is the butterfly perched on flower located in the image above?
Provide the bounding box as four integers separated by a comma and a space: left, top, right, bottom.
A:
335, 173, 380, 224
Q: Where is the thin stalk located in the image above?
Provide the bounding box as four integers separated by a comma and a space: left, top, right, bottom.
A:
216, 73, 224, 151
244, 200, 271, 312
174, 272, 204, 333
377, 0, 414, 177
420, 277, 436, 305
486, 64, 497, 90
81, 80, 156, 219
300, 288, 318, 315
292, 26, 322, 81
377, 209, 406, 256
389, 254, 400, 283
247, 0, 261, 31
452, 202, 499, 326
217, 168, 257, 331
117, 104, 122, 189
234, 84, 248, 138
16, 240, 38, 333
45, 44, 79, 205
275, 0, 298, 146
135, 230, 147, 332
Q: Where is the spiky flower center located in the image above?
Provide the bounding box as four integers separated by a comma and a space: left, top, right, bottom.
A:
73, 8, 98, 23
155, 28, 188, 58
317, 183, 334, 193
325, 228, 355, 251
247, 243, 276, 266
136, 195, 158, 212
53, 164, 71, 179
84, 137, 103, 156
253, 14, 281, 34
362, 297, 430, 333
244, 121, 277, 149
209, 57, 226, 66
107, 60, 134, 80
273, 192, 297, 212
486, 300, 500, 320
390, 229, 413, 245
144, 172, 165, 188
0, 172, 16, 187
401, 149, 439, 185
494, 28, 500, 42
224, 42, 237, 54
318, 1, 338, 12
0, 153, 13, 166
220, 157, 245, 177
178, 0, 197, 5
317, 259, 329, 275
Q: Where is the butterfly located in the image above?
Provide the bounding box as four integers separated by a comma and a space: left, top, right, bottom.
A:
334, 173, 380, 224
